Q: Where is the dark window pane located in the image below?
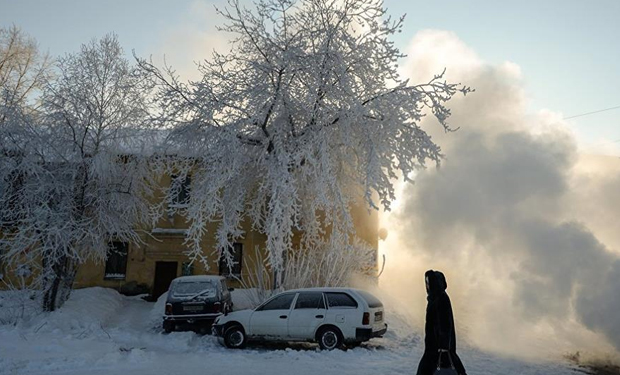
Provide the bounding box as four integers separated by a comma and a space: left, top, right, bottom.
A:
218, 243, 243, 277
104, 242, 128, 279
170, 174, 191, 205
295, 292, 325, 309
357, 290, 383, 308
171, 281, 216, 298
326, 292, 358, 308
260, 293, 295, 311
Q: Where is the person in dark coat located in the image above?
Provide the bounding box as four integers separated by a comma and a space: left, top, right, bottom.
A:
416, 270, 467, 375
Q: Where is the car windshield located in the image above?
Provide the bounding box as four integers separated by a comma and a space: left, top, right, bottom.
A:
171, 281, 217, 298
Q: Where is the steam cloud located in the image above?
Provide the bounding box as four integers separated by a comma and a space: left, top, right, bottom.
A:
381, 30, 620, 359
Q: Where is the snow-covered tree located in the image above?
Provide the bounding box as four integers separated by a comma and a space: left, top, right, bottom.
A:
0, 34, 155, 311
0, 26, 52, 158
139, 0, 471, 287
0, 26, 52, 112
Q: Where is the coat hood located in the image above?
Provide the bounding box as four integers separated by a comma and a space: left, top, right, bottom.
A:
425, 269, 447, 297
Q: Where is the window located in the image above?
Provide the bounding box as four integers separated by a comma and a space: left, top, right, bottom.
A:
295, 292, 326, 309
104, 242, 128, 280
218, 243, 243, 277
171, 280, 216, 298
258, 293, 295, 311
357, 290, 383, 308
325, 292, 358, 309
170, 174, 191, 206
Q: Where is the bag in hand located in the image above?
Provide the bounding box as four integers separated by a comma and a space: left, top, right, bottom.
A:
433, 351, 458, 375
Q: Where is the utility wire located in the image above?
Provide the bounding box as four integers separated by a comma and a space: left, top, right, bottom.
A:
563, 105, 620, 120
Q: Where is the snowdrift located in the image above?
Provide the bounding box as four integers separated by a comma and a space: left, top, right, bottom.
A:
37, 287, 124, 333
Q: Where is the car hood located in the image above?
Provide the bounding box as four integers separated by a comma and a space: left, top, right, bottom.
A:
215, 309, 253, 326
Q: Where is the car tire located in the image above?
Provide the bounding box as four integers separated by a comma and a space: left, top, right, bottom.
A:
224, 325, 246, 349
317, 326, 343, 350
198, 324, 211, 335
163, 321, 174, 334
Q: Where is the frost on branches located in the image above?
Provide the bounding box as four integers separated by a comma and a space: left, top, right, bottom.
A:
139, 0, 471, 287
0, 34, 154, 311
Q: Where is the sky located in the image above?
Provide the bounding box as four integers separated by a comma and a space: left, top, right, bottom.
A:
1, 0, 619, 155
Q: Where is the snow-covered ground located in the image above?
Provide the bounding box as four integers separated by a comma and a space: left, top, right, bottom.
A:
0, 288, 577, 375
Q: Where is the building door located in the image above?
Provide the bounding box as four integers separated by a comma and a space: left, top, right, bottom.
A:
152, 261, 178, 299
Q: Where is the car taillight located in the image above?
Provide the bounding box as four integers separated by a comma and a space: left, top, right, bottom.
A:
214, 302, 222, 312
165, 303, 172, 315
362, 312, 370, 325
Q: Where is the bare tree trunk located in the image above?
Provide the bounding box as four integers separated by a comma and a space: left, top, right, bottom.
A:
42, 266, 62, 312
58, 262, 77, 306
42, 255, 76, 312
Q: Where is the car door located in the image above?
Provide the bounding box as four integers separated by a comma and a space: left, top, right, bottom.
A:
287, 292, 326, 340
324, 292, 359, 339
249, 293, 297, 339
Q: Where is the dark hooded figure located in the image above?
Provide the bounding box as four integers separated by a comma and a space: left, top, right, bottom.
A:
416, 270, 467, 375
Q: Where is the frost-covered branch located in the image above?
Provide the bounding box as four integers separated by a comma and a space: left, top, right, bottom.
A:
141, 0, 472, 286
0, 34, 156, 311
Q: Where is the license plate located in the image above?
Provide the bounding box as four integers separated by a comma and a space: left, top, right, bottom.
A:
183, 305, 203, 312
374, 312, 383, 321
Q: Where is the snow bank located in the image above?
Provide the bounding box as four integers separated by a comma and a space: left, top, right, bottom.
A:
0, 288, 578, 375
148, 292, 167, 329
0, 289, 40, 326
382, 310, 422, 349
26, 287, 125, 334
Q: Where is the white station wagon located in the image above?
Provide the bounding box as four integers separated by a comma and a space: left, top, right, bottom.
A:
212, 287, 387, 350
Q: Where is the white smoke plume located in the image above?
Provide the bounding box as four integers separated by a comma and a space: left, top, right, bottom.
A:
379, 30, 620, 361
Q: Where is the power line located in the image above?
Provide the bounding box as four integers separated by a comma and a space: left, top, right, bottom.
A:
563, 105, 620, 120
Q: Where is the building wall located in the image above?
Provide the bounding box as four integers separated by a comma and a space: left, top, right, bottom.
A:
73, 214, 273, 293
1, 172, 379, 294
72, 206, 379, 295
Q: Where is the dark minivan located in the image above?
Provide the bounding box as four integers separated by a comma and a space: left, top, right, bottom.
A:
163, 275, 234, 333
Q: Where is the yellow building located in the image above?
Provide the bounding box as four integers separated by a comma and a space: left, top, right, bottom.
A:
70, 174, 379, 300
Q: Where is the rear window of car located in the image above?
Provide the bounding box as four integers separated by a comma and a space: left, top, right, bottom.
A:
325, 292, 358, 309
295, 292, 326, 309
356, 290, 383, 308
171, 281, 216, 298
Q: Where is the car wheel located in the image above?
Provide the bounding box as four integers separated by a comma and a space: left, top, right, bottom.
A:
163, 321, 174, 334
198, 325, 211, 335
317, 326, 343, 350
224, 325, 246, 349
